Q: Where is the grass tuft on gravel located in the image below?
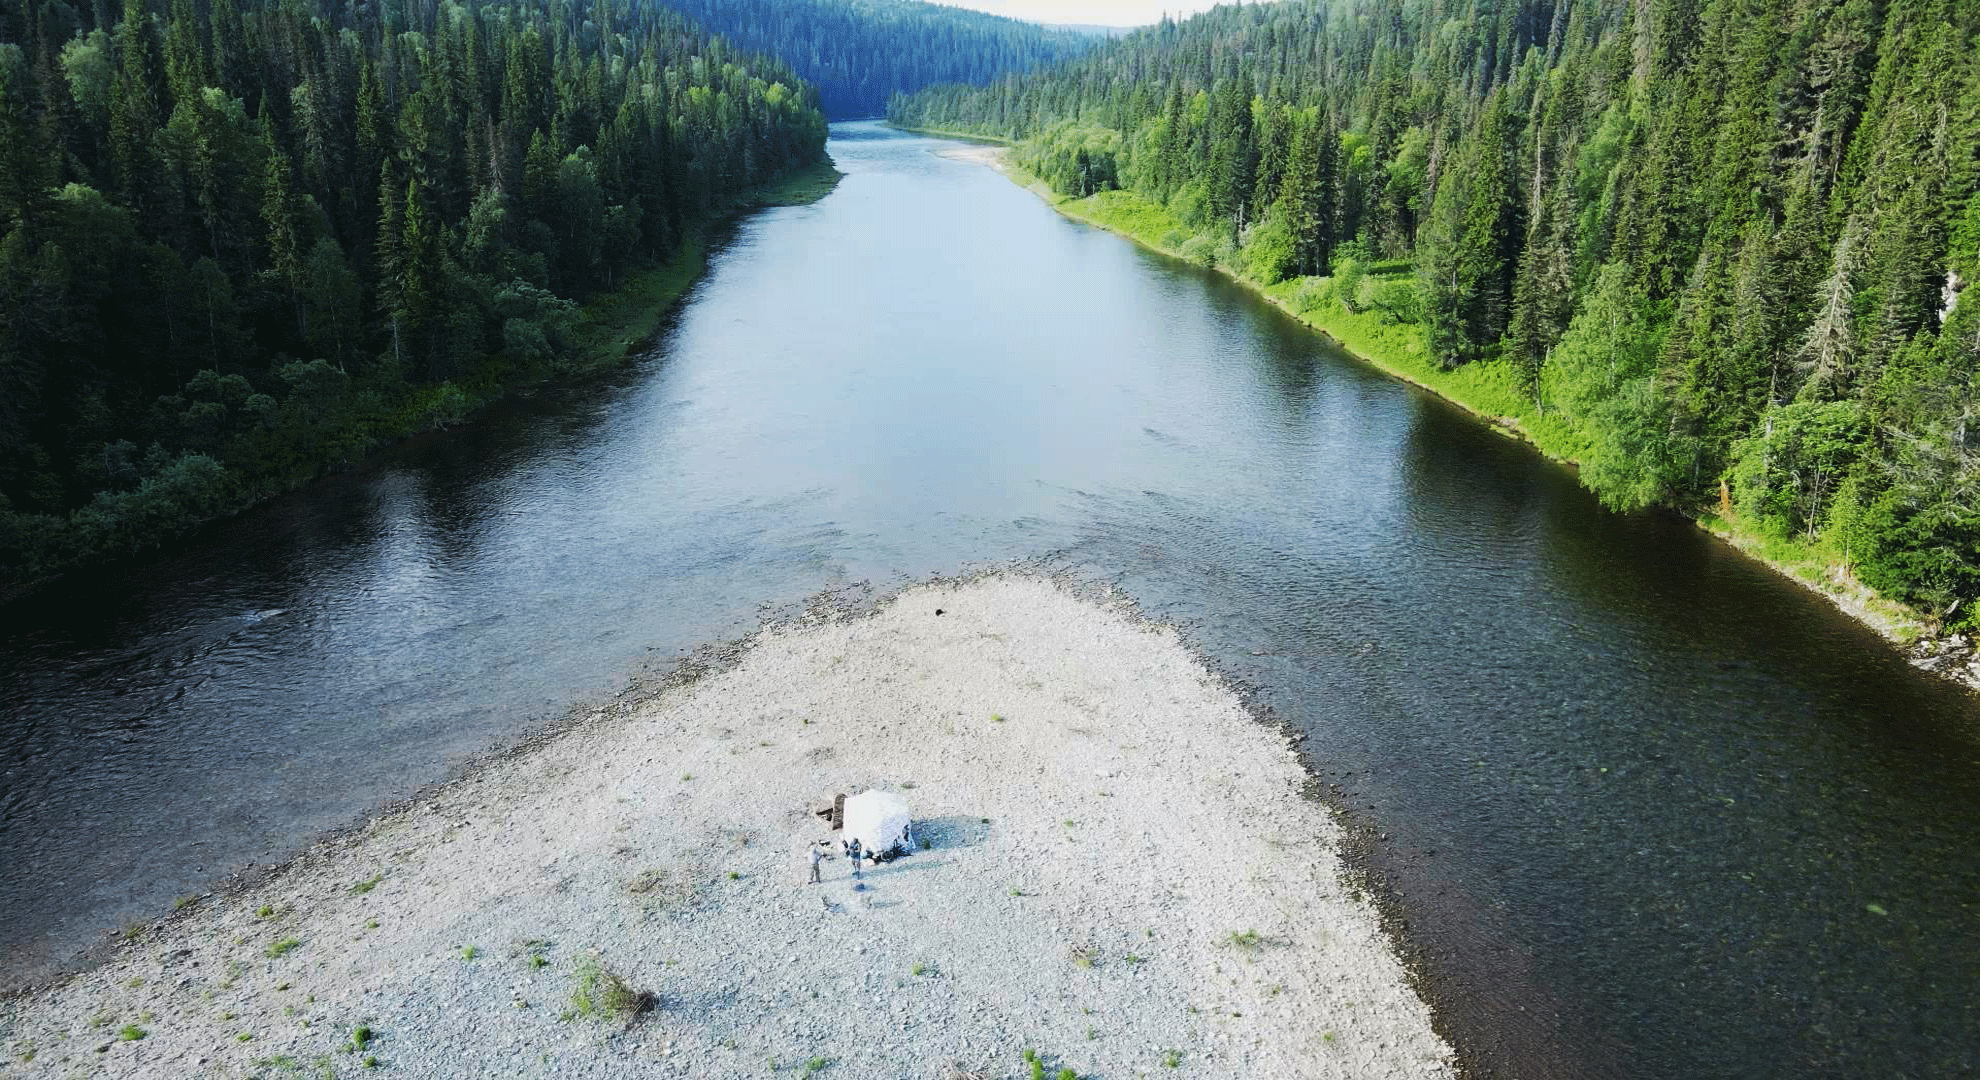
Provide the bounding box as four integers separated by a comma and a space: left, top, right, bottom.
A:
570, 956, 655, 1026
1225, 929, 1263, 953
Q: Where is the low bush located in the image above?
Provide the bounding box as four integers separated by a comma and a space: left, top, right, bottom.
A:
570, 956, 654, 1026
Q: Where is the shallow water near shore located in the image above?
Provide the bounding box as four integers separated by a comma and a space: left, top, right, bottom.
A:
4, 122, 1978, 1078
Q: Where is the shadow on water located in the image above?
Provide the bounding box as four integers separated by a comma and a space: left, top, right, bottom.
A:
1021, 248, 1980, 1077
2, 122, 1977, 1080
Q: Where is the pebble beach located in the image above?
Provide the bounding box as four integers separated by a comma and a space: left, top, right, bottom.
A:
1, 575, 1453, 1079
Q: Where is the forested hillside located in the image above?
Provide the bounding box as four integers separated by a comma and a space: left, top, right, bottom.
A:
654, 0, 1094, 118
894, 0, 1980, 633
0, 0, 826, 584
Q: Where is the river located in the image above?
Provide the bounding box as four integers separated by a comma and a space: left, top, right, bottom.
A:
3, 122, 1975, 1078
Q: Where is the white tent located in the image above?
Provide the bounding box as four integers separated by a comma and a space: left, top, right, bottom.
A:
841, 789, 913, 857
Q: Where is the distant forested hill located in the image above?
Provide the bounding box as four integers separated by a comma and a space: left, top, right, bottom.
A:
895, 0, 1980, 633
654, 0, 1095, 118
0, 0, 826, 583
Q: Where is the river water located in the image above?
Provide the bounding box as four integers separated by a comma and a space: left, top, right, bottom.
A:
3, 123, 1975, 1077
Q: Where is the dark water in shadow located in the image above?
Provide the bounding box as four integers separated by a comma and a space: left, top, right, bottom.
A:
3, 123, 1975, 1078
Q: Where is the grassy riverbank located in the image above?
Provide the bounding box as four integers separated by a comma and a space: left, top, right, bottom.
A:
934, 136, 1956, 670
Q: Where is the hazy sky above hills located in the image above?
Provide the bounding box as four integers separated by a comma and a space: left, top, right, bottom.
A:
945, 1, 1219, 27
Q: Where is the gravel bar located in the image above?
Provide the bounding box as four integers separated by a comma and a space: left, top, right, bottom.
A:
1, 574, 1454, 1079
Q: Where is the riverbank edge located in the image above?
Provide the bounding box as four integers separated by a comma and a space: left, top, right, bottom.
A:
903, 124, 1978, 692
0, 571, 1457, 1079
0, 571, 859, 1001
0, 157, 846, 610
575, 158, 846, 372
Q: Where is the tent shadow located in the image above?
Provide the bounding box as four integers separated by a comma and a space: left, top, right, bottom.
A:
911, 815, 993, 850
860, 856, 944, 878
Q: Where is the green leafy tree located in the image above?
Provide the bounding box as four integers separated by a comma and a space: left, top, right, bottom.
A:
1730, 401, 1868, 539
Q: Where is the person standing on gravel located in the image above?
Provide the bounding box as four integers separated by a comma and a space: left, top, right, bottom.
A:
848, 837, 863, 879
807, 842, 824, 884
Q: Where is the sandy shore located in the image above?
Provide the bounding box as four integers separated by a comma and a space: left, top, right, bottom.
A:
0, 575, 1452, 1079
933, 143, 1011, 174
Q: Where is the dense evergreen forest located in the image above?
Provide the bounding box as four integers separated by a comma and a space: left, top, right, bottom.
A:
894, 0, 1980, 633
0, 0, 827, 584
653, 0, 1096, 118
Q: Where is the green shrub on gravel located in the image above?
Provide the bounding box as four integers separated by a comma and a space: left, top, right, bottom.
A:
570, 956, 655, 1026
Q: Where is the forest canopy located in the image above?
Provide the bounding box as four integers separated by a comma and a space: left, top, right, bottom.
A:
892, 0, 1980, 631
0, 0, 828, 583
652, 0, 1098, 119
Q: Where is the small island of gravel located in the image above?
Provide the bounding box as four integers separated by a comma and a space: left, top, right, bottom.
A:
1, 575, 1453, 1079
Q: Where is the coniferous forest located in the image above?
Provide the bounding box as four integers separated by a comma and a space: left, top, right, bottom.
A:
0, 0, 827, 583
893, 0, 1980, 633
649, 0, 1097, 119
